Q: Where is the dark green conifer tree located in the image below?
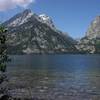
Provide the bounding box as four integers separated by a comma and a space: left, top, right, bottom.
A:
0, 25, 9, 99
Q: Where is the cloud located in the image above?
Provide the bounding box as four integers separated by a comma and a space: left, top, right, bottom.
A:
0, 0, 35, 11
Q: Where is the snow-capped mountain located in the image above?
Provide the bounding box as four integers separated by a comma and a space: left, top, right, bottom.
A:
5, 9, 56, 30
3, 9, 77, 54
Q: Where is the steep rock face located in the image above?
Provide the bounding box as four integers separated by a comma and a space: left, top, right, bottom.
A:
86, 16, 100, 39
76, 37, 96, 54
4, 9, 33, 27
76, 16, 100, 53
3, 9, 77, 54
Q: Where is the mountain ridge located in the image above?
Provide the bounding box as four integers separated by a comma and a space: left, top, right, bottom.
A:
2, 9, 100, 54
76, 16, 100, 53
3, 9, 78, 54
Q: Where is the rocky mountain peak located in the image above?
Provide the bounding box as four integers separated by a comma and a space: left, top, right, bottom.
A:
22, 9, 32, 15
76, 16, 100, 54
4, 9, 56, 30
39, 14, 56, 29
4, 9, 34, 27
3, 9, 77, 54
86, 16, 100, 39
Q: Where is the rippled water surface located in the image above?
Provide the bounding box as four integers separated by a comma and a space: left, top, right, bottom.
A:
7, 55, 100, 100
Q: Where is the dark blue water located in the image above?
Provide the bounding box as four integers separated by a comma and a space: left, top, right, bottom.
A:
7, 55, 100, 100
7, 54, 100, 71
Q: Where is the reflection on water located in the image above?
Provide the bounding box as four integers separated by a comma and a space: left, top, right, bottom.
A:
7, 55, 100, 100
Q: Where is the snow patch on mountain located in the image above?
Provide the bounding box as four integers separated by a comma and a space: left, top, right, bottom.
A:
39, 14, 56, 29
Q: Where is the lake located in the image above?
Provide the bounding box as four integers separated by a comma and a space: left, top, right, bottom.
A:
7, 55, 100, 100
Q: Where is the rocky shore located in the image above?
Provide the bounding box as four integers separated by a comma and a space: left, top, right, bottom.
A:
0, 70, 100, 100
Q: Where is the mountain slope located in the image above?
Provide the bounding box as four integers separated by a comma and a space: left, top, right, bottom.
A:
3, 9, 77, 54
76, 16, 100, 53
